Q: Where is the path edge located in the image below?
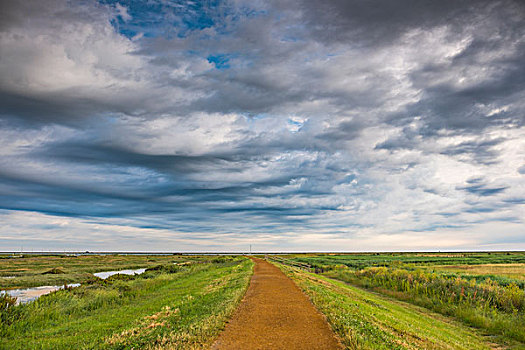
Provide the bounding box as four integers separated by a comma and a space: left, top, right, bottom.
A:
208, 256, 256, 349
269, 259, 345, 349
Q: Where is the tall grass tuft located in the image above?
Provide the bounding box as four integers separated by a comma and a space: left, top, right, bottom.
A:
326, 265, 525, 343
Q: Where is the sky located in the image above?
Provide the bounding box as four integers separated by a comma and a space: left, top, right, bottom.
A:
0, 0, 524, 252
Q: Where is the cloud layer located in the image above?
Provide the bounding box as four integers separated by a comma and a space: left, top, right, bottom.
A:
0, 0, 524, 251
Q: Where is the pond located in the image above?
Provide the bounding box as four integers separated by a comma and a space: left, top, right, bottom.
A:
1, 284, 81, 305
93, 268, 146, 279
0, 268, 147, 305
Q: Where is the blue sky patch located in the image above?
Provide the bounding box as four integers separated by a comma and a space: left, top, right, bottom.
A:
207, 53, 233, 69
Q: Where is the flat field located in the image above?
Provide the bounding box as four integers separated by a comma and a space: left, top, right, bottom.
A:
0, 254, 203, 289
1, 252, 524, 349
277, 252, 525, 348
423, 263, 525, 281
279, 264, 502, 349
0, 255, 253, 349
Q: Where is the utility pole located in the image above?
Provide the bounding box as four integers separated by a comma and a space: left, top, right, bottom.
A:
250, 245, 252, 255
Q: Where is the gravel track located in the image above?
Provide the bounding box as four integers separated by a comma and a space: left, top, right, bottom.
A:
212, 258, 342, 350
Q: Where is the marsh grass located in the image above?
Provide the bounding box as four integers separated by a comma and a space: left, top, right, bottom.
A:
424, 264, 525, 284
325, 266, 525, 343
283, 252, 525, 346
289, 252, 525, 271
0, 254, 207, 289
276, 263, 514, 349
0, 257, 253, 349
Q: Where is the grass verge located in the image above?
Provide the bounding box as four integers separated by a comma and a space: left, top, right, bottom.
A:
276, 263, 521, 350
325, 266, 525, 344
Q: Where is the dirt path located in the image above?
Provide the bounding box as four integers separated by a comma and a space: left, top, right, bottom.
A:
212, 258, 342, 350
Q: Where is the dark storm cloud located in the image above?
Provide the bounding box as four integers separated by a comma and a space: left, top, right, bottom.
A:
405, 67, 525, 132
0, 171, 165, 218
0, 166, 327, 231
0, 132, 343, 231
0, 90, 117, 125
40, 141, 240, 174
298, 0, 524, 46
38, 136, 344, 182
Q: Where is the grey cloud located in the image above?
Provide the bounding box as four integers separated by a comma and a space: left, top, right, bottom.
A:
465, 206, 498, 213
0, 90, 121, 125
0, 0, 524, 249
374, 125, 420, 151
503, 198, 525, 205
39, 141, 242, 175
298, 0, 524, 47
457, 178, 508, 196
439, 138, 506, 165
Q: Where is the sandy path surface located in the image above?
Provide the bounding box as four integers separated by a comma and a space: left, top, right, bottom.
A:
212, 258, 342, 350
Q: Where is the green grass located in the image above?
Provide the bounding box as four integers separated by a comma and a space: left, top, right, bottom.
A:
325, 266, 525, 344
0, 257, 254, 349
287, 252, 525, 271
4, 252, 523, 349
424, 263, 525, 279
421, 264, 525, 288
0, 254, 205, 289
277, 252, 525, 346
277, 263, 521, 349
